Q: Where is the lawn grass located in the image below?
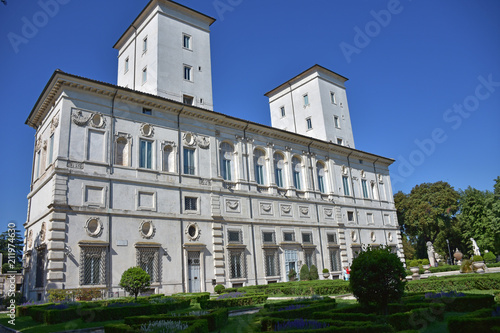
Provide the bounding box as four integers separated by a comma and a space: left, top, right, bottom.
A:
0, 313, 122, 333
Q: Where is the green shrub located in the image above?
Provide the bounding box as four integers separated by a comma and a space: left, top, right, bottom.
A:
484, 252, 496, 264
310, 265, 319, 280
460, 259, 473, 273
405, 273, 500, 292
104, 323, 135, 333
47, 289, 70, 302
299, 265, 310, 281
214, 284, 225, 295
350, 247, 406, 311
473, 255, 484, 262
200, 294, 267, 309
288, 268, 297, 281
421, 259, 430, 265
322, 268, 329, 273
448, 317, 500, 333
409, 260, 419, 267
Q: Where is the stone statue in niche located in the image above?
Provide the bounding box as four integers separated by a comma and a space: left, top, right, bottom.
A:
470, 238, 481, 256
426, 241, 437, 267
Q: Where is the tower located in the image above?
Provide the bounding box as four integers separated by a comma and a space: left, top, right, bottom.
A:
114, 0, 216, 110
265, 65, 356, 148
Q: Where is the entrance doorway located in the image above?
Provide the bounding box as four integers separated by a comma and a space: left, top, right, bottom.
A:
188, 251, 201, 292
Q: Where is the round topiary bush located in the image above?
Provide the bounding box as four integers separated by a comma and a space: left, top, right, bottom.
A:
484, 252, 496, 264
214, 284, 225, 295
350, 247, 406, 312
119, 266, 151, 301
422, 259, 430, 266
472, 255, 483, 262
409, 260, 419, 267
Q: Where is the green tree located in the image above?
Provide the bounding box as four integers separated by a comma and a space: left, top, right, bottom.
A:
299, 264, 310, 281
0, 225, 23, 273
349, 247, 406, 313
458, 177, 500, 255
394, 182, 460, 258
119, 267, 151, 301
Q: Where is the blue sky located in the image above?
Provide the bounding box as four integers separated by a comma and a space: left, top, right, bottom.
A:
0, 0, 499, 234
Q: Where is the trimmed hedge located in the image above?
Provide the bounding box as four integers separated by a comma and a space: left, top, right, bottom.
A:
405, 273, 500, 292
104, 319, 209, 333
200, 294, 268, 309
448, 317, 500, 333
103, 323, 135, 333
262, 301, 338, 319
238, 279, 350, 296
259, 317, 393, 332
30, 298, 191, 324
124, 308, 228, 332
263, 297, 336, 312
172, 292, 210, 304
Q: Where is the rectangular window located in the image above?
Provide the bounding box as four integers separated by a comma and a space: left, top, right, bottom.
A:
293, 171, 301, 190
125, 57, 129, 73
137, 247, 160, 282
306, 117, 312, 129
263, 232, 275, 243
222, 159, 232, 181
139, 140, 153, 169
330, 249, 341, 272
327, 233, 337, 244
142, 107, 152, 115
185, 197, 197, 211
330, 92, 337, 104
275, 168, 283, 188
347, 211, 354, 222
303, 94, 309, 106
264, 249, 279, 276
183, 34, 191, 49
255, 165, 264, 185
337, 138, 343, 145
280, 106, 285, 117
318, 174, 325, 193
183, 148, 195, 175
362, 179, 369, 198
35, 247, 46, 288
304, 249, 316, 269
143, 37, 148, 53
229, 250, 245, 279
184, 66, 192, 81
228, 230, 241, 243
183, 95, 194, 105
48, 134, 54, 165
142, 67, 147, 84
81, 246, 106, 286
302, 233, 312, 244
342, 176, 350, 196
334, 116, 340, 128
283, 232, 295, 242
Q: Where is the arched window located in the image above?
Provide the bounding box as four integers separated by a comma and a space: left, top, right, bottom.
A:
273, 152, 284, 188
220, 142, 234, 181
316, 161, 326, 193
254, 148, 266, 185
292, 156, 302, 190
163, 145, 174, 172
115, 137, 129, 166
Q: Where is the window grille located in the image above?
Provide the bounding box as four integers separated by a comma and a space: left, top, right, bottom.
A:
283, 232, 295, 242
35, 247, 46, 288
304, 249, 316, 269
302, 233, 312, 244
264, 249, 280, 277
330, 249, 341, 272
80, 246, 107, 286
136, 247, 160, 283
185, 197, 197, 211
228, 249, 246, 279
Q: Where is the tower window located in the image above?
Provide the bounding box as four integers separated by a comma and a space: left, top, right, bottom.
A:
142, 67, 147, 84
183, 95, 194, 105
184, 66, 192, 81
303, 94, 309, 107
337, 138, 343, 145
334, 116, 340, 128
142, 107, 152, 115
330, 92, 337, 104
280, 106, 285, 117
306, 117, 312, 130
183, 34, 191, 49
125, 57, 129, 73
143, 37, 148, 53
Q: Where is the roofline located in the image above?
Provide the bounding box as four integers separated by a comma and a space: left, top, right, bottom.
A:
27, 70, 395, 165
113, 0, 216, 49
264, 64, 349, 97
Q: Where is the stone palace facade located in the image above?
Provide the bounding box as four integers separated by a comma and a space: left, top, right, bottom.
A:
22, 0, 403, 301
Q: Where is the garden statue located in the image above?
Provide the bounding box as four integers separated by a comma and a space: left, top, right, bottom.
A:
471, 238, 481, 256
426, 241, 437, 267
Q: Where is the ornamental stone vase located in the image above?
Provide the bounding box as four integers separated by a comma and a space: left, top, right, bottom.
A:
410, 267, 420, 280
422, 264, 431, 274
454, 249, 463, 262
473, 261, 485, 273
